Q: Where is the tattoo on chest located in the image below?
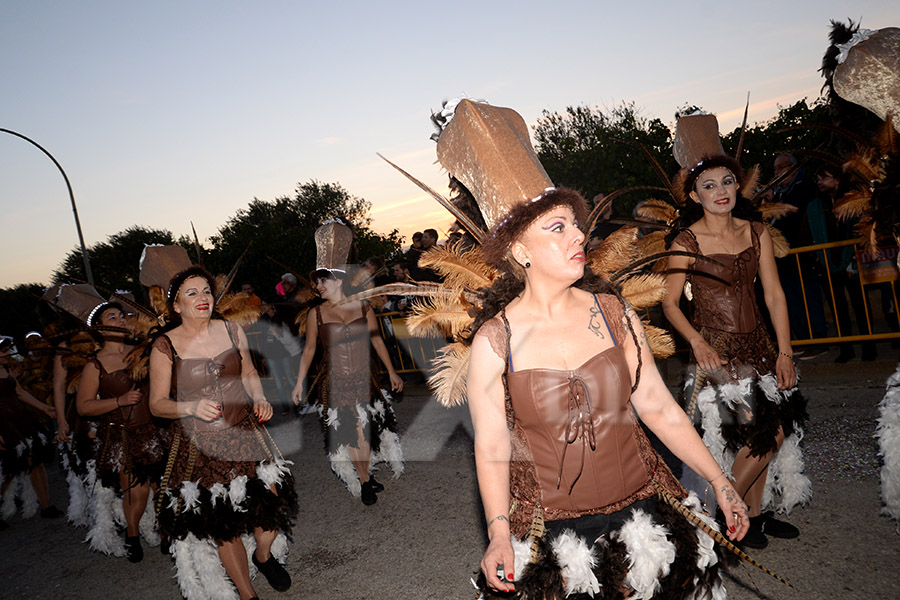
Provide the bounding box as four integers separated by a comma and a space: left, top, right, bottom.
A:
588, 304, 606, 338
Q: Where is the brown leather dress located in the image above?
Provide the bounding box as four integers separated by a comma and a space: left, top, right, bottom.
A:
153, 322, 296, 542
483, 294, 683, 539
674, 223, 807, 457
92, 360, 167, 488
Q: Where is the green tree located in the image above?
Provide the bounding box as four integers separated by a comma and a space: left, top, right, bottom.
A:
533, 102, 676, 217
52, 226, 193, 297
208, 180, 402, 296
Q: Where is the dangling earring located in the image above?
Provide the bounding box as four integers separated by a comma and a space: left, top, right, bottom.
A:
524, 261, 531, 268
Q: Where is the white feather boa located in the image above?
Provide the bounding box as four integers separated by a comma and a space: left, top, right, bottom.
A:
878, 364, 900, 523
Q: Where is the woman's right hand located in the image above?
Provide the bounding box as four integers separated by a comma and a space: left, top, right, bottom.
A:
481, 535, 516, 593
118, 390, 142, 407
56, 420, 70, 444
291, 382, 305, 406
191, 399, 221, 421
690, 337, 727, 374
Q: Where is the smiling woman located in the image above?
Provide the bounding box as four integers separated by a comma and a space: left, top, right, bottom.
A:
148, 266, 297, 600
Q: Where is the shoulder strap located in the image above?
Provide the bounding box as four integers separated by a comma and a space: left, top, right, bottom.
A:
592, 294, 617, 346
499, 309, 514, 373
162, 334, 180, 360
750, 220, 764, 251
223, 320, 237, 348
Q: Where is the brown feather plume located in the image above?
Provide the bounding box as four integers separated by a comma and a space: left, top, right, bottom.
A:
620, 273, 667, 310
588, 227, 640, 278
844, 148, 885, 183
406, 295, 474, 339
418, 245, 496, 293
758, 201, 799, 221
874, 114, 900, 155
643, 323, 675, 358
148, 286, 168, 323
834, 188, 873, 220
428, 343, 471, 407
215, 291, 261, 326
766, 224, 791, 258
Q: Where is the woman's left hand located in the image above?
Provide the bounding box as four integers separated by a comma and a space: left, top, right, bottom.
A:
713, 480, 749, 541
388, 371, 403, 393
253, 399, 273, 423
43, 404, 57, 419
775, 354, 797, 390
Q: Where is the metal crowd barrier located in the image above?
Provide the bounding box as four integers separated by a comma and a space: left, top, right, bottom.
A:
786, 238, 900, 347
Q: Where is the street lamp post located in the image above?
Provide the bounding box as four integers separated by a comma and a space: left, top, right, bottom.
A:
1, 128, 94, 285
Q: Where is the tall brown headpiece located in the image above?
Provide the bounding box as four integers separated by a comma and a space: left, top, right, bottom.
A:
50, 284, 107, 324
139, 245, 192, 289
671, 113, 745, 205
833, 27, 900, 133
315, 220, 353, 273
435, 99, 554, 230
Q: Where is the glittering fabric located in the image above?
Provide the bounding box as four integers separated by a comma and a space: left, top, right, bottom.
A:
834, 27, 900, 132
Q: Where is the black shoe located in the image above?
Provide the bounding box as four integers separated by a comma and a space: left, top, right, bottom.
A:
40, 505, 63, 519
740, 515, 769, 549
253, 552, 291, 591
368, 476, 384, 493
361, 480, 378, 505
835, 348, 855, 363
125, 536, 144, 563
761, 511, 799, 539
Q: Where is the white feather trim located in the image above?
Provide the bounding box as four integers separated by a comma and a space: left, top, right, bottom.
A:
327, 407, 340, 430
510, 536, 531, 583
551, 529, 601, 596
1, 475, 23, 519
328, 445, 361, 497
878, 365, 900, 521
209, 482, 227, 508
112, 493, 127, 528
356, 403, 370, 426
66, 469, 90, 527
616, 510, 675, 599
85, 483, 126, 557
371, 398, 387, 418
228, 476, 249, 511
172, 533, 240, 600
682, 493, 719, 571
181, 480, 202, 514
763, 431, 812, 514
20, 475, 38, 519
371, 429, 405, 478
256, 459, 292, 489
139, 493, 160, 546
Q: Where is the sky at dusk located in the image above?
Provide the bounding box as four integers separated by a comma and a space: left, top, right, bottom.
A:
2, 0, 899, 288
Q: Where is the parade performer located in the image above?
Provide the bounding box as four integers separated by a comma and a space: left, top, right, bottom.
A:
291, 220, 404, 505
662, 114, 810, 549
149, 265, 296, 600
0, 335, 61, 527
76, 301, 167, 561
379, 99, 789, 599
820, 22, 900, 523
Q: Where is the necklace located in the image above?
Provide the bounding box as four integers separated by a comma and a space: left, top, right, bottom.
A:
710, 227, 734, 255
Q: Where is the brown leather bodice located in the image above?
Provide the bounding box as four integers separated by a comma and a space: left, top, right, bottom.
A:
96, 361, 152, 427
676, 223, 764, 335
316, 305, 371, 378
507, 345, 650, 512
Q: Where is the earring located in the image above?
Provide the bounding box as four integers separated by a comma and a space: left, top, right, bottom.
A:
524, 261, 531, 268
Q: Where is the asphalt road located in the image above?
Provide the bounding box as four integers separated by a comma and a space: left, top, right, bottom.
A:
2, 348, 899, 599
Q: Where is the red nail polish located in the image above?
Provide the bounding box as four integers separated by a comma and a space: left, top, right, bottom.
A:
508, 572, 514, 580
729, 525, 735, 532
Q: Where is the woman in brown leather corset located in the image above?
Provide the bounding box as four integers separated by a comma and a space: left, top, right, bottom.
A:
149, 267, 297, 600
76, 302, 167, 561
291, 268, 404, 506
664, 155, 809, 550
468, 187, 749, 598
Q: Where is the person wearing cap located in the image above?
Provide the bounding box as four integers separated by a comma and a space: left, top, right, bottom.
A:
149, 266, 297, 599
0, 335, 62, 527
291, 221, 405, 506
663, 114, 808, 549
76, 301, 167, 562
427, 99, 746, 598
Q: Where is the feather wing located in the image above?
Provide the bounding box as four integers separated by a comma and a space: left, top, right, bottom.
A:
427, 343, 471, 407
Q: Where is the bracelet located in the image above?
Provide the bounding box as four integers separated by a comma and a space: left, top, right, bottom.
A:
708, 471, 728, 486
116, 396, 121, 407
486, 514, 509, 529
779, 351, 793, 360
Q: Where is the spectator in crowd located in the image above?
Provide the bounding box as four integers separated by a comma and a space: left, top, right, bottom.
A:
770, 153, 829, 359
387, 262, 415, 314
241, 282, 262, 306
275, 273, 303, 336
409, 228, 441, 282
259, 303, 304, 414
813, 165, 876, 362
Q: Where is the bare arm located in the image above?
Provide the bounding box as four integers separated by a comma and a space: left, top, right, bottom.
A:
13, 375, 55, 418
75, 361, 139, 416
367, 307, 403, 392
52, 350, 70, 441
291, 312, 319, 405
662, 242, 725, 372
623, 306, 749, 540
757, 226, 797, 389
467, 330, 515, 592
232, 324, 272, 422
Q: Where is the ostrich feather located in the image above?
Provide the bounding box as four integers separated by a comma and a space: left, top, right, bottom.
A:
620, 273, 666, 310
148, 286, 168, 320
735, 92, 750, 159
636, 231, 668, 269
758, 201, 799, 221
643, 324, 675, 358
844, 148, 885, 183
834, 188, 873, 221
215, 292, 261, 326
428, 342, 471, 407
635, 198, 677, 224
742, 164, 760, 198
406, 295, 473, 339
418, 245, 496, 292
588, 227, 640, 277
874, 114, 900, 155
766, 224, 790, 258
339, 281, 482, 306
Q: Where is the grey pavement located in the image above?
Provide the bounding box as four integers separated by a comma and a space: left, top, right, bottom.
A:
1, 346, 899, 599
